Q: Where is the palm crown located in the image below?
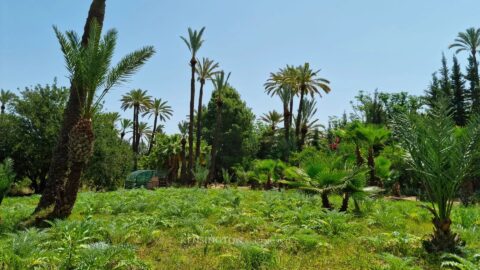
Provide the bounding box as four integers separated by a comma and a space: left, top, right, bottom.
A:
180, 27, 205, 59
54, 21, 155, 119
143, 98, 173, 122
121, 89, 152, 112
196, 58, 220, 84
449, 27, 480, 54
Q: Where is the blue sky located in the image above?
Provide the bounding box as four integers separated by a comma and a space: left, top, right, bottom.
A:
1, 1, 479, 133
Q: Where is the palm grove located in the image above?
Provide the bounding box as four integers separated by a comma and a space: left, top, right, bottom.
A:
0, 0, 480, 259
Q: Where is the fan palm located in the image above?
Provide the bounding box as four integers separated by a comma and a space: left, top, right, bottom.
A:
393, 101, 480, 253
449, 27, 480, 111
181, 27, 205, 182
119, 118, 132, 140
50, 20, 154, 218
121, 89, 152, 159
195, 57, 220, 162
143, 98, 172, 154
0, 90, 16, 114
291, 63, 331, 149
260, 110, 284, 131
209, 71, 231, 186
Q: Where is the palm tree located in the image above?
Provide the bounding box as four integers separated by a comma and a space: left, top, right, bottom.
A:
393, 102, 480, 253
265, 67, 295, 141
121, 89, 152, 168
143, 98, 172, 154
209, 71, 231, 186
178, 120, 189, 183
0, 90, 16, 114
119, 119, 132, 140
34, 0, 107, 215
136, 121, 152, 153
449, 27, 480, 111
195, 58, 220, 162
260, 110, 283, 131
291, 63, 331, 150
46, 20, 154, 219
296, 98, 322, 147
181, 27, 205, 183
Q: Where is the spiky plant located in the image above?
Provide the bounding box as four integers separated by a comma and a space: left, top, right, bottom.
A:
143, 98, 172, 154
119, 119, 133, 140
393, 101, 480, 253
54, 21, 155, 163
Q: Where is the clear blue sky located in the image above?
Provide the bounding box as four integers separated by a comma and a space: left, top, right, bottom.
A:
1, 1, 479, 133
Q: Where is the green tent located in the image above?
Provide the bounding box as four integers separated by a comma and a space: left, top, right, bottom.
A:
125, 170, 157, 189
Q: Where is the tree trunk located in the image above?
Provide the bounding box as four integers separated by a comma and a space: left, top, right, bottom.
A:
295, 87, 305, 149
1, 104, 4, 114
195, 80, 205, 162
188, 57, 197, 184
367, 146, 382, 187
472, 50, 479, 113
33, 0, 106, 216
265, 174, 272, 190
180, 137, 187, 185
132, 105, 138, 170
289, 95, 294, 133
209, 101, 222, 186
147, 112, 158, 155
339, 192, 350, 212
283, 101, 290, 142
51, 161, 84, 219
355, 144, 364, 166
424, 217, 464, 253
321, 192, 333, 210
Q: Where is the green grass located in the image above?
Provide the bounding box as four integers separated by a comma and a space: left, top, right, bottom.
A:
0, 188, 479, 269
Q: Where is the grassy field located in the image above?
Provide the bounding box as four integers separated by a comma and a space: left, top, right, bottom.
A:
0, 188, 479, 269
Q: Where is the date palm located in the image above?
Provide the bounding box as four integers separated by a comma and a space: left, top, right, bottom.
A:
143, 98, 172, 154
178, 120, 189, 183
296, 98, 322, 147
136, 121, 152, 153
0, 90, 16, 114
195, 57, 220, 162
49, 20, 154, 218
393, 101, 480, 253
119, 118, 132, 140
260, 110, 283, 131
181, 27, 205, 182
449, 27, 480, 111
291, 63, 331, 149
121, 89, 152, 160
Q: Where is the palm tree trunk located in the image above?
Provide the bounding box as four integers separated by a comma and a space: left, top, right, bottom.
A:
295, 87, 305, 149
33, 0, 106, 214
133, 106, 139, 170
209, 101, 222, 187
188, 57, 197, 184
321, 192, 333, 210
283, 101, 289, 141
472, 50, 479, 112
367, 146, 382, 187
180, 137, 187, 185
147, 113, 158, 155
339, 192, 350, 212
195, 81, 205, 162
289, 95, 294, 132
51, 161, 84, 219
355, 144, 364, 166
1, 104, 4, 114
426, 217, 462, 252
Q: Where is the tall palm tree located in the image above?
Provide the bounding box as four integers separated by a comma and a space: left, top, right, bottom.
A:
35, 0, 107, 215
0, 90, 16, 114
121, 89, 152, 169
297, 98, 322, 147
291, 63, 331, 149
119, 119, 132, 140
209, 71, 231, 186
260, 110, 283, 131
136, 121, 152, 152
46, 20, 154, 219
195, 57, 220, 162
143, 98, 172, 154
181, 27, 205, 182
449, 27, 480, 111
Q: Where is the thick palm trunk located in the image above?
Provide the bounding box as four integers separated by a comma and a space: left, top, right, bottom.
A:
339, 192, 350, 212
321, 192, 333, 210
147, 113, 158, 155
424, 217, 463, 253
188, 58, 197, 184
33, 0, 106, 216
51, 161, 84, 219
355, 144, 364, 166
195, 81, 205, 162
283, 101, 290, 141
295, 87, 305, 149
180, 137, 187, 184
472, 51, 480, 112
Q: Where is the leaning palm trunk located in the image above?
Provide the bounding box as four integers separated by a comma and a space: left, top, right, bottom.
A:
195, 80, 205, 162
34, 0, 106, 214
